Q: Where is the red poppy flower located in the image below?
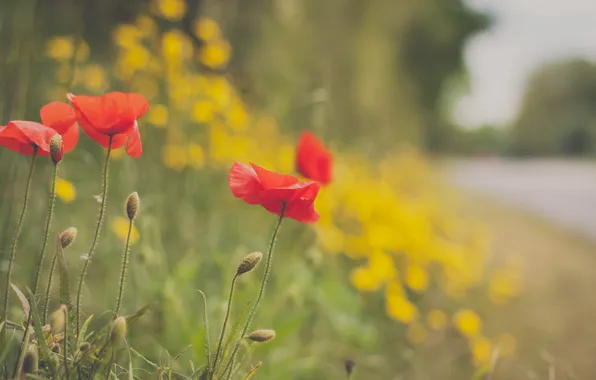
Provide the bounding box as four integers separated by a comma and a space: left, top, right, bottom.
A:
296, 131, 333, 185
40, 101, 79, 154
67, 92, 149, 158
0, 121, 58, 156
229, 162, 320, 223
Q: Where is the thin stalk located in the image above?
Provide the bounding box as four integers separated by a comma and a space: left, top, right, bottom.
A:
114, 218, 134, 317
43, 243, 59, 323
210, 274, 238, 378
2, 150, 37, 342
63, 306, 69, 380
222, 205, 285, 379
32, 163, 58, 294
76, 137, 112, 336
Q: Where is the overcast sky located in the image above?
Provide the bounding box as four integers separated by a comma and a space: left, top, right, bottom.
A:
453, 0, 596, 128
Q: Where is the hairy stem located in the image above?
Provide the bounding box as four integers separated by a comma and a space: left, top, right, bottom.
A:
76, 137, 112, 336
2, 150, 37, 341
114, 218, 134, 317
223, 205, 285, 378
210, 274, 238, 378
32, 163, 58, 295
43, 246, 59, 323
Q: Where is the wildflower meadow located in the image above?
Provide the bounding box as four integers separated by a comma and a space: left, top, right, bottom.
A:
5, 1, 591, 379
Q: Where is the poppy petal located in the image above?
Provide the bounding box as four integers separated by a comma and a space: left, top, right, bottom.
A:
250, 163, 298, 189
296, 131, 333, 185
229, 162, 263, 204
61, 123, 79, 154
40, 102, 77, 135
5, 121, 57, 155
124, 123, 143, 158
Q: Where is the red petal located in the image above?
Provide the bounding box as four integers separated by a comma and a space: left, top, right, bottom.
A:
228, 162, 263, 204
61, 123, 79, 154
4, 121, 57, 155
124, 123, 143, 158
250, 163, 299, 189
40, 102, 77, 135
296, 131, 333, 185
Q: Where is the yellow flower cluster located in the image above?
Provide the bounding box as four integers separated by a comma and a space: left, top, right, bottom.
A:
44, 13, 523, 368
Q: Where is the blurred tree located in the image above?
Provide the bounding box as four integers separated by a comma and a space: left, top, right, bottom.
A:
451, 125, 506, 156
510, 58, 596, 156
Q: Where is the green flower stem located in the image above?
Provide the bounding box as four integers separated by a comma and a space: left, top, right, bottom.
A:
210, 273, 238, 379
114, 217, 134, 317
43, 243, 60, 323
2, 150, 37, 341
76, 137, 112, 336
222, 204, 286, 379
32, 163, 58, 295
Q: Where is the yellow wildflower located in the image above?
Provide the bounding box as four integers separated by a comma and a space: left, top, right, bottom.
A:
111, 217, 139, 244
55, 178, 76, 203
470, 335, 493, 366
163, 144, 187, 171
405, 264, 429, 292
453, 309, 482, 337
350, 267, 381, 292
369, 250, 395, 281
162, 29, 193, 62
188, 144, 205, 169
192, 100, 214, 123
496, 333, 517, 357
155, 0, 187, 21
136, 14, 158, 38
75, 40, 90, 62
406, 322, 427, 344
426, 309, 447, 330
121, 45, 151, 71
112, 24, 142, 48
386, 294, 418, 324
46, 37, 74, 61
147, 104, 169, 127
82, 64, 107, 91
194, 17, 220, 41
228, 101, 248, 132
199, 39, 231, 69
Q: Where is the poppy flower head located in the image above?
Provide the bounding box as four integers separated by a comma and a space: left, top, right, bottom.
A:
40, 101, 79, 154
296, 131, 333, 185
229, 161, 320, 223
68, 92, 149, 158
0, 121, 59, 156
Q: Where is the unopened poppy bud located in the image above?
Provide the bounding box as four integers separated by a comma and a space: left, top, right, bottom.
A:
79, 342, 91, 353
50, 304, 67, 334
236, 252, 263, 276
110, 316, 127, 346
126, 192, 140, 220
345, 359, 356, 377
50, 134, 63, 164
22, 349, 38, 374
59, 227, 77, 249
246, 329, 276, 342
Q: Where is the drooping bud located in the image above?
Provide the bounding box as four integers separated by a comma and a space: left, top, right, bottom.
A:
110, 316, 127, 346
79, 342, 91, 353
22, 348, 39, 374
126, 192, 140, 220
50, 134, 63, 164
50, 304, 67, 334
59, 227, 77, 249
345, 359, 356, 378
246, 329, 276, 343
236, 252, 263, 276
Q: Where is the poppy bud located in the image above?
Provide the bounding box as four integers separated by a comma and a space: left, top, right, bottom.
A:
50, 134, 63, 164
246, 329, 276, 343
345, 359, 356, 377
79, 342, 91, 353
126, 192, 140, 220
236, 252, 263, 276
22, 348, 38, 374
59, 227, 77, 249
50, 304, 67, 334
110, 316, 127, 346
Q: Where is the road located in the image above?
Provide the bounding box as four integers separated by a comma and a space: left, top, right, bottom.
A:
448, 159, 596, 239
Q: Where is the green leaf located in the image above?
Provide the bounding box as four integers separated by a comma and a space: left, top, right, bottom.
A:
197, 290, 211, 368
10, 283, 30, 318
56, 241, 72, 308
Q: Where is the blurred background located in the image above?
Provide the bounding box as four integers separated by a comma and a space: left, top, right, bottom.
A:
1, 0, 596, 378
